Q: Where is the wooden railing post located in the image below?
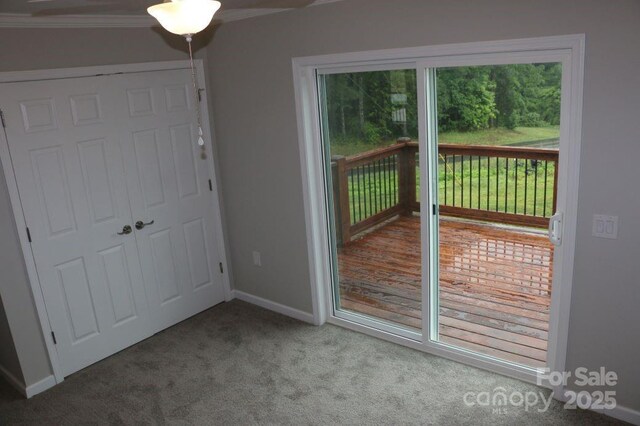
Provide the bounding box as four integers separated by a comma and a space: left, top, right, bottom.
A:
332, 155, 352, 245
396, 137, 414, 215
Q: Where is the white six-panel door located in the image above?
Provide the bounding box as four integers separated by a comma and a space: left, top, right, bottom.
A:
0, 68, 225, 376
114, 69, 225, 333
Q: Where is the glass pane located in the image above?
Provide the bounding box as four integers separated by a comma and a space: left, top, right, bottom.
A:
318, 69, 421, 334
432, 63, 561, 368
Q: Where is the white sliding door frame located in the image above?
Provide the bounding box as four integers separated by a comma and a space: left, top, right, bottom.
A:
0, 60, 233, 387
292, 35, 585, 391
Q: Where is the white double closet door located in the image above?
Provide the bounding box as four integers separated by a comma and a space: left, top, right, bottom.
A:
1, 68, 226, 377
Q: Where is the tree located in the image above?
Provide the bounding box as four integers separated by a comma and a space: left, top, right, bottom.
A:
437, 67, 496, 132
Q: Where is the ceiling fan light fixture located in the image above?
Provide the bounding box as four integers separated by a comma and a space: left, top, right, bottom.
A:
147, 0, 221, 37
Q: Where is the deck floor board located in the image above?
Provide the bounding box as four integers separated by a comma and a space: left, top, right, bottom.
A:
337, 215, 553, 368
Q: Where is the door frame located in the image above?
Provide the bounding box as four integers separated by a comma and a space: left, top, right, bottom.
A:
0, 60, 233, 386
292, 35, 585, 390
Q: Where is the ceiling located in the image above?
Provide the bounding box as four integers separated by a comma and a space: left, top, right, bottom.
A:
0, 0, 328, 18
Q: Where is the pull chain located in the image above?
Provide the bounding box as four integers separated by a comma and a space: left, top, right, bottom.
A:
186, 35, 205, 152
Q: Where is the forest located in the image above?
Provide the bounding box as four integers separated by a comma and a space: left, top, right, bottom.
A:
322, 63, 562, 148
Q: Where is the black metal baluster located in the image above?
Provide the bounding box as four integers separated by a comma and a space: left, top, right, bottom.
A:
461, 156, 465, 208
358, 165, 364, 222
453, 155, 456, 207
384, 157, 391, 208
383, 157, 389, 210
444, 155, 448, 205
524, 159, 528, 215
504, 157, 509, 213
543, 161, 549, 217
377, 160, 383, 213
486, 157, 490, 211
469, 155, 473, 208
534, 162, 539, 216
367, 162, 372, 217
371, 162, 376, 216
495, 157, 499, 211
389, 156, 393, 207
477, 156, 481, 210
514, 158, 518, 214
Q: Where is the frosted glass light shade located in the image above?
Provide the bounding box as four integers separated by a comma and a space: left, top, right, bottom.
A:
148, 0, 221, 36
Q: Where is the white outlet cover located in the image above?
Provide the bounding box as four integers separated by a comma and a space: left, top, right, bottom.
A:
592, 214, 618, 239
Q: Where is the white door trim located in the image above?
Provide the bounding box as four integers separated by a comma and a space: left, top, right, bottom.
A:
0, 60, 233, 390
292, 35, 584, 388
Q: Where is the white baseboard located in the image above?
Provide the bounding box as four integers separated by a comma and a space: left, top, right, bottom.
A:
231, 290, 315, 324
590, 403, 640, 425
607, 404, 640, 425
0, 363, 26, 397
24, 374, 56, 398
555, 387, 640, 425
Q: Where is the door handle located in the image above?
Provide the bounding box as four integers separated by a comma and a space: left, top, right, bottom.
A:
117, 225, 132, 235
548, 212, 563, 246
135, 220, 155, 230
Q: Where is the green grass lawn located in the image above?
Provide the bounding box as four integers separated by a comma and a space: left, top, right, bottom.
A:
329, 126, 560, 156
438, 126, 559, 146
433, 158, 555, 217
345, 157, 555, 224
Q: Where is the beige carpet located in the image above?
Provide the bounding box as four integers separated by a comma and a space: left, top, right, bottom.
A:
0, 300, 620, 425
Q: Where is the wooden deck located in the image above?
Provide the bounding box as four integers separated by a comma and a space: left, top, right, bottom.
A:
338, 215, 553, 368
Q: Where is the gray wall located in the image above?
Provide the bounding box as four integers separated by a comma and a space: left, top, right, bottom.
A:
206, 0, 640, 411
0, 294, 24, 388
0, 27, 211, 389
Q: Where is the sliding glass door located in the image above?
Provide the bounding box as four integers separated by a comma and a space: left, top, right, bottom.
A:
425, 63, 562, 369
317, 66, 422, 338
315, 54, 568, 371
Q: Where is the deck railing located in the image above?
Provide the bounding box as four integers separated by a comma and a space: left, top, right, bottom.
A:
331, 139, 559, 245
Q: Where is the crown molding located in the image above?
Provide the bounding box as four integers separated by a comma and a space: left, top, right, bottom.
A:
0, 13, 153, 28
0, 0, 345, 28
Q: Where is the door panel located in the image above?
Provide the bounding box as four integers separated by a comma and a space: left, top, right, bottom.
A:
317, 67, 422, 338
56, 257, 100, 343
1, 77, 152, 376
170, 124, 200, 199
425, 63, 561, 368
77, 138, 117, 224
29, 145, 77, 236
149, 228, 182, 304
98, 243, 140, 326
115, 69, 225, 332
132, 129, 166, 209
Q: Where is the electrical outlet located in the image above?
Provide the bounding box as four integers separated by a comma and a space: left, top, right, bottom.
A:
252, 251, 262, 267
592, 215, 618, 239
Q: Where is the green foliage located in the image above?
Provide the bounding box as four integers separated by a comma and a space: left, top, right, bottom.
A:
322, 63, 562, 149
437, 67, 497, 131
322, 69, 419, 146
492, 65, 522, 129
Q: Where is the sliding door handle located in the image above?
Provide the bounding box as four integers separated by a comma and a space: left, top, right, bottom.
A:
135, 220, 155, 230
548, 212, 563, 246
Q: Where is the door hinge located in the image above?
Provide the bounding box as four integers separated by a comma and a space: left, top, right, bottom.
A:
208, 179, 213, 192
26, 227, 32, 243
0, 110, 6, 129
219, 262, 224, 274
197, 88, 204, 102
51, 331, 57, 345
432, 204, 437, 215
